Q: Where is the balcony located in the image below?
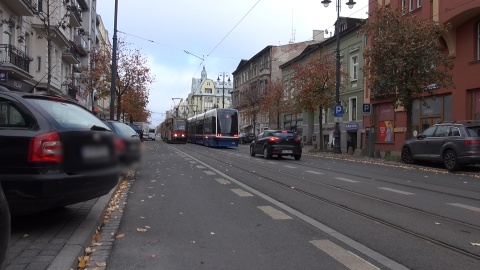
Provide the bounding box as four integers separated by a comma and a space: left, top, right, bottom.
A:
73, 35, 88, 56
0, 44, 33, 74
4, 0, 35, 16
69, 6, 83, 27
62, 47, 80, 64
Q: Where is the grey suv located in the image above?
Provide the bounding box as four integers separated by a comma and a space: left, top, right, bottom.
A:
401, 121, 480, 171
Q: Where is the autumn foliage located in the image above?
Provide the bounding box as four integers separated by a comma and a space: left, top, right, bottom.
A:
360, 6, 454, 139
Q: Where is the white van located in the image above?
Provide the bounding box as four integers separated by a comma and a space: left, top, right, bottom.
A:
148, 128, 156, 141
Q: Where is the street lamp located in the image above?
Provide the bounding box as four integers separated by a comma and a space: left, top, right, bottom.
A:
217, 72, 231, 108
321, 0, 356, 154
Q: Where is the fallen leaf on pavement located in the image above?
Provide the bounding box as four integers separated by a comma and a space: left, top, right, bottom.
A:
116, 233, 125, 238
78, 256, 90, 269
137, 228, 148, 232
96, 262, 107, 267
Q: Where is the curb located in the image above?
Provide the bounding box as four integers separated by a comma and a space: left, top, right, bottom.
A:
46, 176, 124, 270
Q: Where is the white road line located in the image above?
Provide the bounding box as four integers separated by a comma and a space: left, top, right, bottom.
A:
268, 161, 277, 164
310, 240, 380, 270
335, 177, 359, 183
258, 206, 292, 220
447, 203, 480, 213
189, 161, 197, 164
284, 165, 297, 169
306, 170, 324, 175
231, 188, 253, 197
196, 165, 206, 169
378, 187, 414, 195
203, 171, 216, 176
215, 178, 231, 185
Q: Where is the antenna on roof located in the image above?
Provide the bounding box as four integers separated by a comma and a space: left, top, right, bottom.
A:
289, 9, 295, 44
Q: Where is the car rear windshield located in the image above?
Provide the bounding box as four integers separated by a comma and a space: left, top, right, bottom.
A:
27, 98, 110, 130
465, 126, 480, 137
149, 129, 155, 133
273, 132, 296, 138
112, 122, 138, 137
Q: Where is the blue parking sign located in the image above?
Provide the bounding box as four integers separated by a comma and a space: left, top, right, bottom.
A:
363, 103, 371, 114
334, 105, 344, 117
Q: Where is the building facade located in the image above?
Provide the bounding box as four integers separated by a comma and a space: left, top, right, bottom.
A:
232, 35, 323, 135
365, 0, 480, 154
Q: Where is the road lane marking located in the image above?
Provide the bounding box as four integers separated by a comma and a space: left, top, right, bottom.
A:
284, 165, 297, 169
203, 171, 216, 176
231, 189, 253, 197
215, 178, 231, 185
196, 165, 206, 169
378, 187, 414, 195
257, 206, 292, 220
447, 203, 480, 213
310, 240, 380, 270
268, 161, 277, 164
189, 161, 197, 164
306, 170, 324, 175
335, 177, 359, 183
174, 148, 409, 270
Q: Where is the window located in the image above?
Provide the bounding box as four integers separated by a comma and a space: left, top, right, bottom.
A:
350, 97, 357, 121
409, 0, 414, 11
417, 0, 422, 8
0, 99, 28, 127
402, 0, 406, 13
205, 88, 212, 94
350, 55, 358, 81
36, 56, 41, 72
477, 23, 480, 60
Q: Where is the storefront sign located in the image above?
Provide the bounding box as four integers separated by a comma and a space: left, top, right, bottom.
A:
0, 71, 7, 82
0, 78, 32, 92
345, 123, 358, 131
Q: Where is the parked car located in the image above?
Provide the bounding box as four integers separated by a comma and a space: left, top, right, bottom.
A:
238, 132, 254, 144
0, 183, 10, 270
0, 87, 120, 215
401, 121, 480, 171
148, 128, 156, 141
128, 124, 144, 142
250, 130, 302, 160
102, 120, 142, 167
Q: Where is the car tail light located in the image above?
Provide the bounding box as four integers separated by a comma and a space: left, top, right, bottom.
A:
234, 134, 238, 137
28, 131, 62, 163
464, 139, 480, 145
294, 137, 302, 143
269, 137, 280, 143
115, 138, 125, 153
217, 134, 222, 136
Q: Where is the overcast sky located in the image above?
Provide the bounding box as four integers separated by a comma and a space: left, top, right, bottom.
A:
96, 0, 369, 127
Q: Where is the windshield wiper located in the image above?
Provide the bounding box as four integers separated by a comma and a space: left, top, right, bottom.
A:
90, 125, 110, 131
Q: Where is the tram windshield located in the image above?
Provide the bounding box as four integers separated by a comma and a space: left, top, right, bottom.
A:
217, 110, 238, 135
174, 120, 186, 130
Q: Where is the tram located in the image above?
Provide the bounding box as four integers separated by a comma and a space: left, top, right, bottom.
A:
187, 108, 239, 147
161, 117, 187, 143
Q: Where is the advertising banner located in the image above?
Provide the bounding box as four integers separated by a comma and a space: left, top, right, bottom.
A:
378, 120, 394, 142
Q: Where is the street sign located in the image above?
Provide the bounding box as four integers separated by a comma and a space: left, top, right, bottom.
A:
362, 103, 371, 116
333, 104, 344, 117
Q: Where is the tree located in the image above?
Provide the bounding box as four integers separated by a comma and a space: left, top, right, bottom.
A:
34, 0, 78, 95
360, 6, 454, 139
122, 85, 150, 122
262, 78, 292, 130
239, 85, 264, 135
290, 51, 339, 149
96, 39, 154, 120
77, 46, 112, 111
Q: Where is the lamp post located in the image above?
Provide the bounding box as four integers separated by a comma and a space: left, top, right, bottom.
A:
109, 0, 118, 120
321, 0, 356, 154
217, 72, 231, 108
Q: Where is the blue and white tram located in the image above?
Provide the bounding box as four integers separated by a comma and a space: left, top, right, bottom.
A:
187, 108, 239, 147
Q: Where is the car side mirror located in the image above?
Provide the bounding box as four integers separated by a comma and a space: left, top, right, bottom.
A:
417, 134, 426, 139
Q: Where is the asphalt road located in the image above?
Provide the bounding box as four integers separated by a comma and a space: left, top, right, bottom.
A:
104, 141, 480, 269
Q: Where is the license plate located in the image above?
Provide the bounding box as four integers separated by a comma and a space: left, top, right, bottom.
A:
82, 146, 110, 160
282, 150, 293, 153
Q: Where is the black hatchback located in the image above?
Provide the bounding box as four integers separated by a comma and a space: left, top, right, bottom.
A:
0, 87, 120, 215
250, 130, 302, 160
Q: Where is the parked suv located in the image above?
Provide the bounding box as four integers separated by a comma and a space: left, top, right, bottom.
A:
401, 121, 480, 171
0, 87, 120, 214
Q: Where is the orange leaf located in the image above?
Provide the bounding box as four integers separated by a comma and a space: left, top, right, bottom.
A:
116, 233, 125, 238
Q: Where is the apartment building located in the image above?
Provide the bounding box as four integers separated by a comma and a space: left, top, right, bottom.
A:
365, 0, 480, 153
0, 0, 99, 111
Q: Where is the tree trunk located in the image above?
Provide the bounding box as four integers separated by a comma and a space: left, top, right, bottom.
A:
319, 105, 324, 150
405, 103, 413, 140
116, 93, 122, 120
307, 109, 314, 144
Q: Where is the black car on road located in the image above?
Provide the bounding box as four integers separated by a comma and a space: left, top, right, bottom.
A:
0, 87, 120, 215
250, 130, 302, 160
401, 121, 480, 171
238, 132, 254, 144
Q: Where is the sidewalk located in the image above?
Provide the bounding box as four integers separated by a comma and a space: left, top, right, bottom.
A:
6, 173, 131, 270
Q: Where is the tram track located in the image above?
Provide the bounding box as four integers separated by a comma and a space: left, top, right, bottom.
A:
169, 143, 480, 262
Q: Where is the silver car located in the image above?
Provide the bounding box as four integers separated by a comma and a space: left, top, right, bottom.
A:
401, 121, 480, 171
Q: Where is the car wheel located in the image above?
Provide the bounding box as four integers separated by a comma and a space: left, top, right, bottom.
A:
294, 154, 301, 160
263, 147, 272, 159
401, 146, 415, 164
443, 149, 460, 171
250, 145, 256, 156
